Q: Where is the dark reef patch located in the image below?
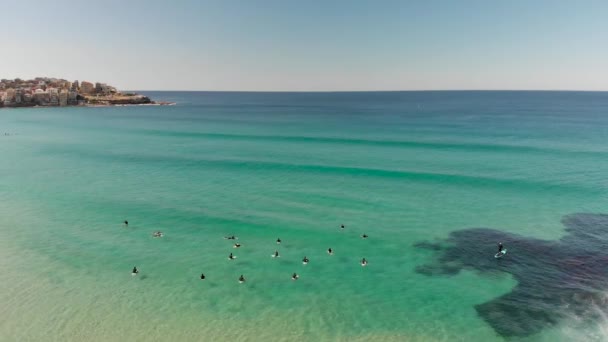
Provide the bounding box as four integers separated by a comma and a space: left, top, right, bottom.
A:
415, 213, 608, 338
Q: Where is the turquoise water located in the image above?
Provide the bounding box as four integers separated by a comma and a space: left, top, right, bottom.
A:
1, 91, 608, 341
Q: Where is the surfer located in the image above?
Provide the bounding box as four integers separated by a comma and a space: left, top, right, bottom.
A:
239, 274, 245, 283
153, 231, 163, 238
276, 238, 281, 245
327, 248, 333, 255
225, 235, 237, 240
200, 273, 205, 280
340, 224, 345, 230
498, 242, 504, 253
302, 256, 309, 264
273, 251, 279, 258
234, 243, 241, 248
229, 252, 235, 260
292, 273, 299, 280
361, 258, 368, 266
124, 220, 129, 227
132, 266, 138, 275
361, 233, 368, 239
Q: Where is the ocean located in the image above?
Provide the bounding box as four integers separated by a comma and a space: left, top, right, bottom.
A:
1, 91, 608, 341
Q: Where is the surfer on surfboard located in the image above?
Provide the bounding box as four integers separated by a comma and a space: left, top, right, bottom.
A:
495, 242, 507, 258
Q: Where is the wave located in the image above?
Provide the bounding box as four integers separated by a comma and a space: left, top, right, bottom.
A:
558, 293, 608, 341
38, 145, 602, 195
139, 130, 608, 157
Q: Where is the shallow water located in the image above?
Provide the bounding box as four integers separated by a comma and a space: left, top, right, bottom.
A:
1, 91, 608, 341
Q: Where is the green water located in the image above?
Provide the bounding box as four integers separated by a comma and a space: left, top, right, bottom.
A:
1, 91, 608, 341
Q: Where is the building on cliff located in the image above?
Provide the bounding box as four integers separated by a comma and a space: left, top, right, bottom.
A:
59, 90, 68, 106
4, 88, 15, 106
14, 89, 23, 104
33, 90, 49, 105
80, 81, 95, 94
67, 90, 78, 105
49, 88, 59, 106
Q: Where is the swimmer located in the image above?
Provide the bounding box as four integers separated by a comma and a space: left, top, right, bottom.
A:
273, 250, 280, 258
361, 233, 368, 239
239, 274, 245, 283
225, 235, 237, 240
124, 220, 129, 227
292, 273, 299, 281
228, 252, 236, 260
276, 238, 281, 245
361, 258, 368, 267
200, 273, 206, 280
327, 248, 333, 255
302, 256, 309, 265
340, 224, 345, 230
132, 266, 138, 275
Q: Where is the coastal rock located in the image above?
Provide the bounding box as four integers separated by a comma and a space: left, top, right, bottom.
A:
85, 94, 153, 105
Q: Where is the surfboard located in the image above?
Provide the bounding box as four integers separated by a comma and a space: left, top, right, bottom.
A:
271, 254, 279, 258
228, 256, 237, 260
494, 249, 507, 258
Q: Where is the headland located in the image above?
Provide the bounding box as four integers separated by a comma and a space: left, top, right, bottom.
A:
0, 77, 173, 108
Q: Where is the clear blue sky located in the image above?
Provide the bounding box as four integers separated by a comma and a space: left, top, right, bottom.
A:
1, 0, 607, 91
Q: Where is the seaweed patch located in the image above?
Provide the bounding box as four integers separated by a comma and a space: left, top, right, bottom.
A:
415, 213, 608, 337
